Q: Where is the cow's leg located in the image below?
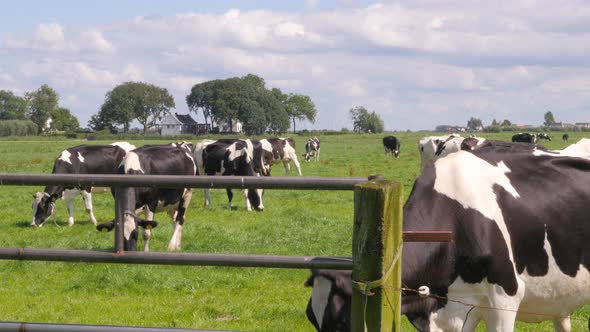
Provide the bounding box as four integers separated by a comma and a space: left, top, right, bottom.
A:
63, 189, 78, 226
484, 283, 524, 332
292, 159, 302, 176
316, 148, 320, 161
553, 316, 571, 332
142, 206, 154, 252
226, 188, 234, 209
204, 188, 212, 206
283, 160, 292, 174
243, 189, 252, 211
168, 189, 191, 251
81, 189, 97, 225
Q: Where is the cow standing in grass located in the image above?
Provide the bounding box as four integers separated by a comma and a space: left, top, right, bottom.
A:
32, 142, 135, 227
96, 143, 196, 251
304, 137, 321, 162
382, 135, 400, 158
261, 137, 302, 176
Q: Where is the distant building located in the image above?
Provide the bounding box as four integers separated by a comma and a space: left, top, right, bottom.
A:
159, 113, 199, 136
435, 125, 467, 133
575, 122, 590, 128
219, 119, 243, 133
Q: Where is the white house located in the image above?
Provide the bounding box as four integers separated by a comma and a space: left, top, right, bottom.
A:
219, 119, 243, 133
159, 113, 198, 136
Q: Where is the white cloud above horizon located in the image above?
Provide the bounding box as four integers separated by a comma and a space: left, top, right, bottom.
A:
2, 0, 590, 131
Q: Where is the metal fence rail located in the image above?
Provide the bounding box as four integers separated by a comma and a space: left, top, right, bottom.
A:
0, 173, 366, 190
0, 248, 353, 269
0, 173, 370, 332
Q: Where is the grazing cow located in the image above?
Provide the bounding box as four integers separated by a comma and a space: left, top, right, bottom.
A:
563, 133, 569, 142
197, 139, 264, 211
96, 143, 196, 251
32, 142, 135, 227
304, 137, 321, 161
305, 269, 352, 332
401, 141, 590, 331
382, 135, 400, 158
512, 132, 537, 143
418, 134, 464, 171
261, 137, 302, 176
537, 133, 551, 141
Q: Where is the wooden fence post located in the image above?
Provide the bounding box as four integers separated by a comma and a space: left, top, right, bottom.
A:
351, 179, 403, 332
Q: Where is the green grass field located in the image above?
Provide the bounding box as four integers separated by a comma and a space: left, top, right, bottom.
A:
0, 132, 588, 331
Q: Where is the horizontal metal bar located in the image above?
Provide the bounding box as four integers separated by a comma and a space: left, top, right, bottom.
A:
0, 248, 354, 270
402, 231, 453, 242
0, 173, 368, 190
0, 321, 225, 332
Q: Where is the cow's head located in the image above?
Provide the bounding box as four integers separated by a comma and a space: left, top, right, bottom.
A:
31, 192, 59, 227
305, 269, 352, 332
96, 213, 158, 251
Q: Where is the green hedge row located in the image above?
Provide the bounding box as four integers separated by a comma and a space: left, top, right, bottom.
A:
0, 120, 38, 137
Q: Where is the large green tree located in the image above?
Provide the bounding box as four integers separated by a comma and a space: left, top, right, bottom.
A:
0, 90, 28, 120
467, 117, 483, 131
51, 107, 79, 132
93, 82, 175, 133
25, 84, 59, 133
284, 93, 317, 133
544, 111, 557, 127
186, 74, 312, 135
349, 106, 384, 133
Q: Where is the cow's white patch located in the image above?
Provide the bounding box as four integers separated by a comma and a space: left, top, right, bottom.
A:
434, 152, 519, 262
123, 214, 135, 240
433, 277, 525, 331
282, 140, 302, 176
517, 227, 590, 323
77, 152, 85, 163
311, 276, 331, 330
58, 150, 73, 164
227, 143, 247, 162
260, 139, 273, 156
111, 141, 136, 153
124, 152, 144, 173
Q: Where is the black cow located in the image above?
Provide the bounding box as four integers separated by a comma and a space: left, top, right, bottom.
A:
383, 135, 400, 158
304, 137, 321, 162
537, 133, 551, 141
197, 139, 264, 211
260, 137, 302, 176
563, 133, 569, 142
96, 143, 196, 251
511, 132, 537, 143
32, 142, 135, 227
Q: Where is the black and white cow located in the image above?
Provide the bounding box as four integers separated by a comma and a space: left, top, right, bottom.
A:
260, 137, 302, 176
304, 137, 321, 162
512, 132, 537, 143
537, 133, 551, 141
305, 269, 352, 332
196, 139, 264, 211
96, 143, 196, 251
382, 135, 400, 158
32, 142, 135, 227
562, 133, 569, 142
401, 141, 590, 331
306, 141, 590, 331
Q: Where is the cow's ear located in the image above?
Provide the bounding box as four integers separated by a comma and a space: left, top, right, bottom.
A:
137, 219, 158, 229
96, 221, 115, 232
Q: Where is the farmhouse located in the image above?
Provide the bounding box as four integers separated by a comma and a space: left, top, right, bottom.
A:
159, 113, 203, 135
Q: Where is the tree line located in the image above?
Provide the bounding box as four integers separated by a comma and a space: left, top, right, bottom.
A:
0, 85, 79, 134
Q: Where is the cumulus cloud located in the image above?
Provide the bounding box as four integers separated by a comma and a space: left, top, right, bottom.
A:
2, 1, 590, 130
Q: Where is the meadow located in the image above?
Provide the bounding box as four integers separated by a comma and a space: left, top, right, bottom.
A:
0, 131, 588, 331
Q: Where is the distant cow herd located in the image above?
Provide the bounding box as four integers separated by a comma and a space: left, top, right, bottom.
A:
29, 131, 590, 332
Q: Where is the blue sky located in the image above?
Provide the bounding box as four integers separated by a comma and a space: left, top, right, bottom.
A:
2, 0, 590, 131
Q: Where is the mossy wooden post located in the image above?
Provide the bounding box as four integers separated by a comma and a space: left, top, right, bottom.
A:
351, 178, 403, 332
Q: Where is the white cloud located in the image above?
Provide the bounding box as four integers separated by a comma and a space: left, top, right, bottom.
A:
3, 1, 590, 130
